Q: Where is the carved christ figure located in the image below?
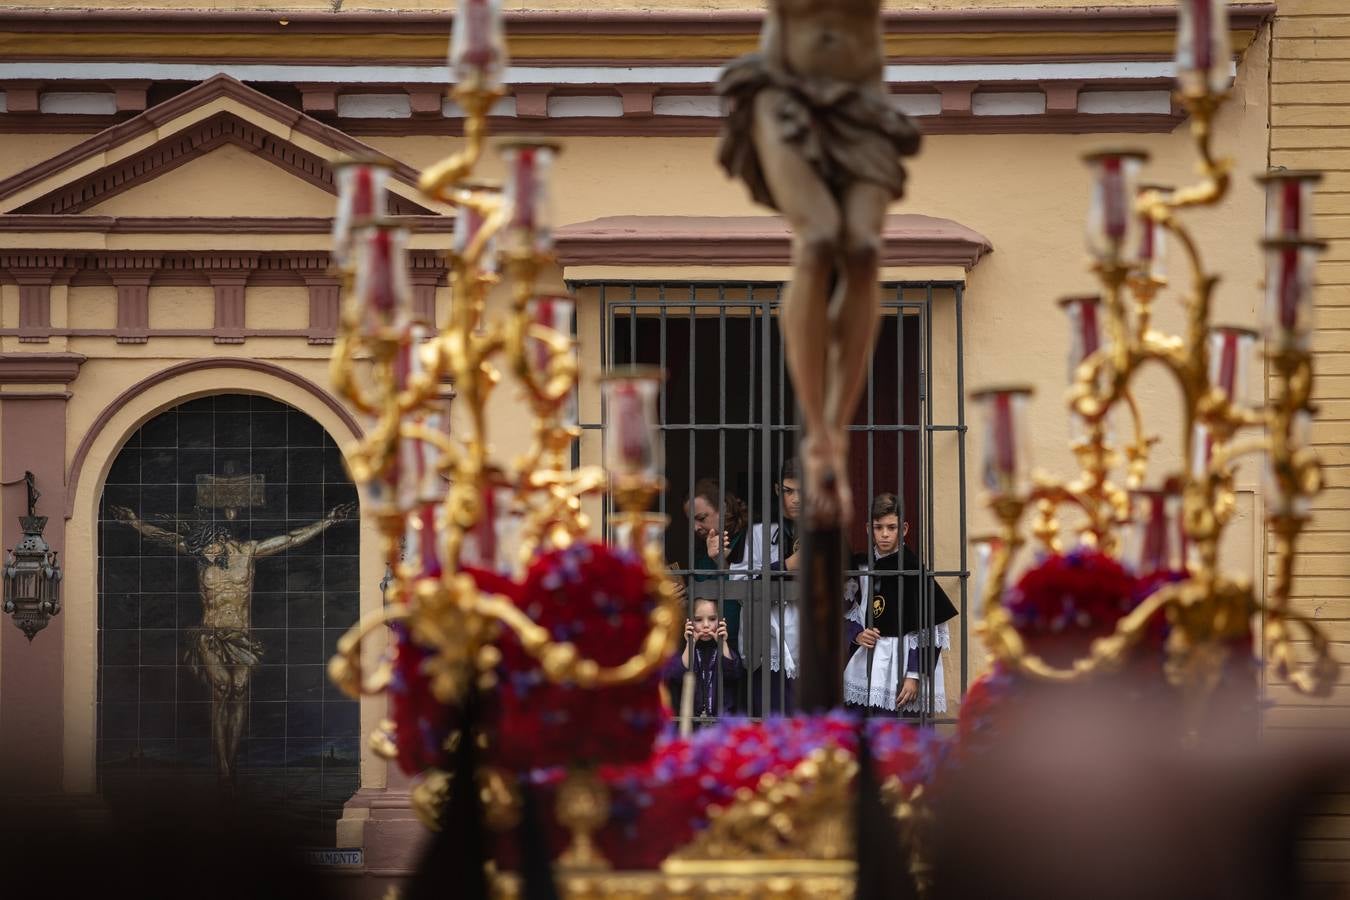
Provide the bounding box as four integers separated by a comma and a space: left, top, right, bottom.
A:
110, 504, 355, 780
718, 0, 920, 526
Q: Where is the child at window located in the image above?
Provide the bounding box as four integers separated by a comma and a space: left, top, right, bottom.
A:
843, 493, 958, 717
662, 596, 745, 722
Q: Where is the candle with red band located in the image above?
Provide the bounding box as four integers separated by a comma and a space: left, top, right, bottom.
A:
1191, 326, 1256, 477
451, 181, 500, 274
1176, 0, 1232, 97
353, 223, 413, 336
332, 160, 390, 268
1210, 326, 1254, 404
601, 369, 663, 481
1059, 295, 1102, 381
1135, 184, 1172, 281
1085, 150, 1149, 263
1258, 170, 1321, 243
1263, 238, 1324, 351
449, 0, 506, 92
531, 295, 580, 426
1128, 488, 1185, 577
972, 386, 1034, 497
500, 141, 558, 256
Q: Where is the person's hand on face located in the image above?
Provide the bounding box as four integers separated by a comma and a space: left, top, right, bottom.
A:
688, 496, 720, 543
690, 602, 719, 642
706, 529, 731, 559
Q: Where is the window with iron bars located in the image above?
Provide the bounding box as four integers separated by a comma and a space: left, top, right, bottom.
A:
573, 280, 969, 726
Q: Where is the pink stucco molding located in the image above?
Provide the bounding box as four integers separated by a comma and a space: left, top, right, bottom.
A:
554, 214, 994, 271
62, 357, 363, 520
0, 351, 85, 384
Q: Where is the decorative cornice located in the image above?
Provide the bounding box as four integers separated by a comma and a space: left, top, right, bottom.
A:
328, 106, 1186, 139
64, 357, 363, 520
554, 215, 993, 272
0, 215, 451, 234
0, 75, 435, 212
0, 6, 1275, 64
0, 248, 447, 286
0, 351, 86, 385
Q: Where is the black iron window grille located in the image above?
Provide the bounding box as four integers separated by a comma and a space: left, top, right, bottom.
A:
573, 281, 969, 727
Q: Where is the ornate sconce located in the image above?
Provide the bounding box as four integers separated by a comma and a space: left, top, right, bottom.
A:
3, 472, 62, 641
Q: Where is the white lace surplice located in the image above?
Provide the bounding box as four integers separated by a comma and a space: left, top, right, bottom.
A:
843, 600, 950, 713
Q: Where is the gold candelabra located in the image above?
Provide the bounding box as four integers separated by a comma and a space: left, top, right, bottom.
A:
972, 0, 1337, 712
323, 0, 680, 832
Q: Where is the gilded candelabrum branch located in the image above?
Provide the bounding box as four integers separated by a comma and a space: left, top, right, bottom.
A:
325, 45, 681, 774
972, 42, 1338, 707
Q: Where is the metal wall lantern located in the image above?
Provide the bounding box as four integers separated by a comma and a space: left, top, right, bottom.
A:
3, 472, 62, 641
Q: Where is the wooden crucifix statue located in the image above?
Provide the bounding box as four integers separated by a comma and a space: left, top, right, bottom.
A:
717, 0, 921, 710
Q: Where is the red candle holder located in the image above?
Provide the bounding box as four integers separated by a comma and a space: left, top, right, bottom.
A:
1208, 325, 1258, 406
1057, 295, 1103, 381
527, 294, 578, 426
1175, 0, 1232, 97
352, 221, 413, 337
1135, 183, 1172, 282
971, 385, 1035, 498
600, 367, 664, 482
1263, 237, 1326, 352
332, 158, 393, 268
1256, 170, 1322, 243
1084, 150, 1150, 265
500, 141, 559, 257
449, 0, 507, 93
451, 180, 500, 274
1191, 325, 1257, 477
1126, 487, 1185, 577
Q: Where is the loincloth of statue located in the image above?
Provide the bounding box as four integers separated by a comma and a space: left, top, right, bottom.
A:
717, 54, 921, 210
184, 628, 264, 678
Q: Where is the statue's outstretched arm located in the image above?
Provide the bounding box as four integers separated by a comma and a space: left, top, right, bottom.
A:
108, 505, 187, 554
254, 502, 356, 558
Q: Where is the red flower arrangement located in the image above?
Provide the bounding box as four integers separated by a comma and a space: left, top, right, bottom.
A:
492, 541, 668, 773
388, 620, 457, 775
493, 714, 945, 872
1005, 549, 1144, 667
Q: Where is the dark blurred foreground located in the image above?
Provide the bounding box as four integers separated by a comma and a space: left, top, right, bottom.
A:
3, 688, 1349, 900
930, 685, 1350, 900
0, 782, 329, 900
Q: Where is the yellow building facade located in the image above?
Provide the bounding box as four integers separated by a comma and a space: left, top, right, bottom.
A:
0, 0, 1345, 886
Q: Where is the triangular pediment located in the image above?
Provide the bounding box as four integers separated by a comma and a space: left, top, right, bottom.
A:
0, 74, 439, 218
81, 138, 342, 218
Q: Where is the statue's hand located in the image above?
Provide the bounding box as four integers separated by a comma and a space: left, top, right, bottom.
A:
108, 505, 137, 523
328, 501, 358, 522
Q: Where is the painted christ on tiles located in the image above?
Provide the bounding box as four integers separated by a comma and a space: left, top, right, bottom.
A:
97, 394, 362, 845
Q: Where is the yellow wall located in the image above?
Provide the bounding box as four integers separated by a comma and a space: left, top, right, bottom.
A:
1267, 0, 1350, 880
368, 28, 1272, 700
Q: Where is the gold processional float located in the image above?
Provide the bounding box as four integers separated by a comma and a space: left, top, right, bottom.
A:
323, 0, 1338, 895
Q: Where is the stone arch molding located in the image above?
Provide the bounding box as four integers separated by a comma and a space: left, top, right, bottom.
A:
61, 357, 365, 793
66, 357, 362, 521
